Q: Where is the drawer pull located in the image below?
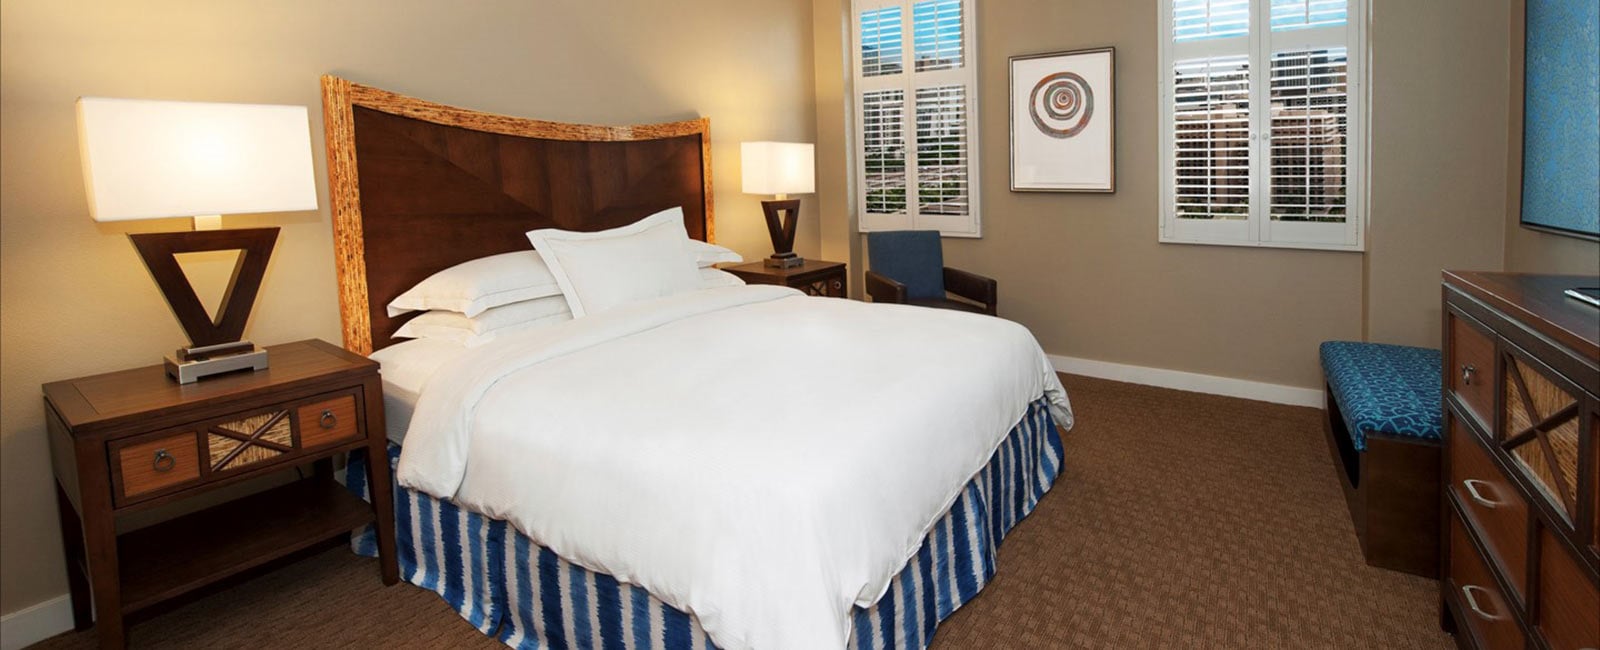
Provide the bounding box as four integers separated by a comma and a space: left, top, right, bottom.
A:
152, 449, 176, 472
1460, 364, 1476, 385
1460, 585, 1504, 621
319, 410, 338, 430
1462, 479, 1502, 509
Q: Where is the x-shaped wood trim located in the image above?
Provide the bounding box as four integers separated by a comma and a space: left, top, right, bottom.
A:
210, 410, 292, 471
1501, 358, 1578, 513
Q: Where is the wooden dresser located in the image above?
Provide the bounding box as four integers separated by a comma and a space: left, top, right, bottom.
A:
1440, 271, 1599, 650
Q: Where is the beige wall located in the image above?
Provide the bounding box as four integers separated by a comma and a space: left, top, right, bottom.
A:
938, 0, 1367, 389
816, 0, 1528, 389
1363, 0, 1513, 348
0, 0, 817, 617
1502, 0, 1600, 276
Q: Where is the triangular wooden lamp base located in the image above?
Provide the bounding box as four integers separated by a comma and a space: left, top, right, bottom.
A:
128, 227, 279, 383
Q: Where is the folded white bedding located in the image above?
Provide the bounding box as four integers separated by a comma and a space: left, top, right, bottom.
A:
368, 338, 466, 444
397, 285, 1072, 650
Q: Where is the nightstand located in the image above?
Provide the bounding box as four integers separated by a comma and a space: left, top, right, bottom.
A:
723, 259, 847, 297
43, 339, 398, 649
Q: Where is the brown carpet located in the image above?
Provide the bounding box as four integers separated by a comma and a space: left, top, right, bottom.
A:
32, 375, 1452, 649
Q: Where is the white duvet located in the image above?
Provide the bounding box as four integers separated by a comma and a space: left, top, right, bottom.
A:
397, 285, 1072, 650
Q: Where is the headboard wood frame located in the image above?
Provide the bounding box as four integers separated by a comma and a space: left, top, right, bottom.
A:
320, 75, 714, 355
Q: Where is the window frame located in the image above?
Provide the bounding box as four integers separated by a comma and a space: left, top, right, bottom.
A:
851, 0, 982, 238
1157, 0, 1368, 252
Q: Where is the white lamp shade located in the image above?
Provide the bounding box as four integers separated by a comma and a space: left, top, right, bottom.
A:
76, 97, 318, 222
740, 141, 815, 196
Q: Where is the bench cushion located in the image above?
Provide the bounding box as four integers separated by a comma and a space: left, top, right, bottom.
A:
1319, 341, 1443, 451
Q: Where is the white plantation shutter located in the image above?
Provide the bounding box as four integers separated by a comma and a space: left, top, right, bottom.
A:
860, 6, 904, 77
1174, 0, 1250, 42
916, 85, 970, 218
1173, 56, 1251, 223
1160, 0, 1364, 250
862, 89, 907, 215
1268, 48, 1348, 223
912, 0, 963, 72
853, 0, 980, 236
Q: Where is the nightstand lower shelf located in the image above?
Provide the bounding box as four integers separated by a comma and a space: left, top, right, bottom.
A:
117, 478, 373, 613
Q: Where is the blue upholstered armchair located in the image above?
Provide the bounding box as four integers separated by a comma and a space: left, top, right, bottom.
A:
865, 230, 998, 315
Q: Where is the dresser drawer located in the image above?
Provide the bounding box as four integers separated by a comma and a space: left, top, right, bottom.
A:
1449, 512, 1526, 650
1449, 411, 1530, 601
1537, 530, 1599, 650
1448, 310, 1497, 427
112, 430, 202, 504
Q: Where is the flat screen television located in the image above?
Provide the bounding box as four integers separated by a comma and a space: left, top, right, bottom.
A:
1520, 0, 1600, 240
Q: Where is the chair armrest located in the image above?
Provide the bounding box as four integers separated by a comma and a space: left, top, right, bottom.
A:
943, 267, 997, 315
865, 271, 908, 304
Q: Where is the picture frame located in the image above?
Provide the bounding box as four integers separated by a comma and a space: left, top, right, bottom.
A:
1517, 0, 1599, 240
1009, 47, 1116, 193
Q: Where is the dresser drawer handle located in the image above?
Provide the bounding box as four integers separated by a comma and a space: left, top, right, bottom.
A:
1460, 364, 1476, 386
1462, 479, 1502, 509
1460, 585, 1504, 621
152, 449, 176, 472
319, 410, 338, 430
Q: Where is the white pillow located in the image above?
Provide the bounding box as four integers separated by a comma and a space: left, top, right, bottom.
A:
387, 251, 562, 318
699, 268, 746, 288
685, 239, 741, 268
526, 207, 703, 317
394, 295, 571, 347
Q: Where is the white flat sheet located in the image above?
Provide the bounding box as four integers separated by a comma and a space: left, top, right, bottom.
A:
367, 338, 466, 444
397, 286, 1072, 650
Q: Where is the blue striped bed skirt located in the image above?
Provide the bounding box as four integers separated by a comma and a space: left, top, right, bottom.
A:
347, 397, 1062, 650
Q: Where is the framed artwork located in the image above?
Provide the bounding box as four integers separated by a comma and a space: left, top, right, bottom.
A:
1519, 0, 1598, 240
1010, 47, 1115, 193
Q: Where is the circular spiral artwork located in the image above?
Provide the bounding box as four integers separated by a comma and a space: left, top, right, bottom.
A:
1028, 72, 1094, 139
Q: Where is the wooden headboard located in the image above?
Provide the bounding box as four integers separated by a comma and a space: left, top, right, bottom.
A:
320, 75, 714, 355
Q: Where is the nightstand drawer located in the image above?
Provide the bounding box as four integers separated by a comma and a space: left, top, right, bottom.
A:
297, 394, 359, 449
113, 430, 202, 502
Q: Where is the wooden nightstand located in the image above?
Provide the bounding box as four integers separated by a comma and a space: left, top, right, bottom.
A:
43, 339, 398, 649
722, 259, 847, 297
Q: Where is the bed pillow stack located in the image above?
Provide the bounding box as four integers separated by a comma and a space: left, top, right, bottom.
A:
387, 251, 572, 347
527, 207, 744, 317
388, 207, 746, 345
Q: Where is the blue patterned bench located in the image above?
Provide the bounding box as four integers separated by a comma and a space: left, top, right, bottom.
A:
1318, 341, 1443, 578
1320, 342, 1442, 451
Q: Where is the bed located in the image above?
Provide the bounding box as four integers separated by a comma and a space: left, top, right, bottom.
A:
320, 75, 1073, 650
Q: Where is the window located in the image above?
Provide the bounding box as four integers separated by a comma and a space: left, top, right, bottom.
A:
853, 0, 981, 237
1160, 0, 1365, 250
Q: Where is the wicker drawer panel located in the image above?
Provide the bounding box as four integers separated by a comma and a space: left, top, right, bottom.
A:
1449, 411, 1530, 602
1449, 512, 1526, 650
1538, 530, 1599, 650
297, 394, 359, 449
1501, 347, 1582, 522
207, 410, 294, 473
1449, 311, 1497, 429
114, 430, 201, 504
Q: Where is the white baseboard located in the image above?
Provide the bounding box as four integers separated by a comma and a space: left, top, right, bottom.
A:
1, 594, 73, 650
1048, 354, 1324, 408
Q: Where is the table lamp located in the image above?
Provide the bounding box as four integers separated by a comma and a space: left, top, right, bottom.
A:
77, 97, 318, 383
741, 141, 815, 268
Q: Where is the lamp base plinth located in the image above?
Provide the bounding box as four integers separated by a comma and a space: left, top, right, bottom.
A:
164, 342, 269, 384
764, 252, 804, 268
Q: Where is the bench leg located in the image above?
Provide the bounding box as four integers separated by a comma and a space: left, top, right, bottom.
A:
1359, 434, 1442, 578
